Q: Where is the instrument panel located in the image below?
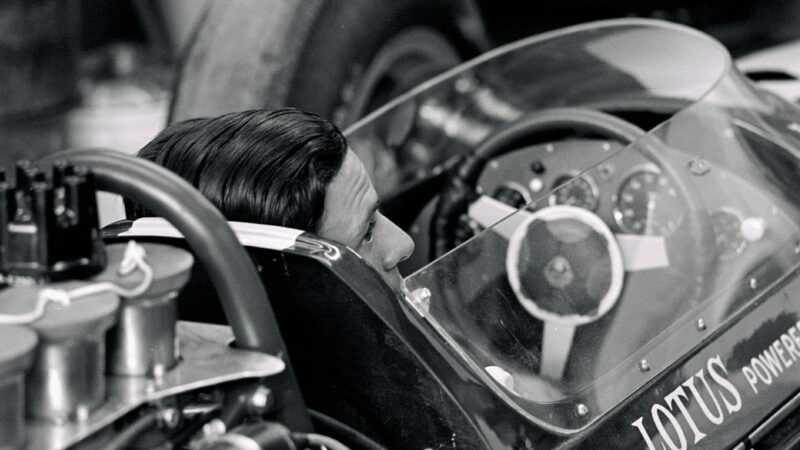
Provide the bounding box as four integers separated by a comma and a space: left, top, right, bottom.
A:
475, 138, 768, 263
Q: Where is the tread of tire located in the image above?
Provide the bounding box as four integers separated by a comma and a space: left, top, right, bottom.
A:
170, 0, 325, 122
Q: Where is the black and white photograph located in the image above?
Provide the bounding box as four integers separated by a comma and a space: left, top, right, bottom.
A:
3, 1, 800, 448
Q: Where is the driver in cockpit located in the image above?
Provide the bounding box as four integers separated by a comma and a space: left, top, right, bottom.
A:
133, 108, 414, 292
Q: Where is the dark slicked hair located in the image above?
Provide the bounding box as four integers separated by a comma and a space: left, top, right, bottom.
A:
134, 108, 348, 232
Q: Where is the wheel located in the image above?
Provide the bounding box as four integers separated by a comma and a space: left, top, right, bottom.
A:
170, 0, 487, 128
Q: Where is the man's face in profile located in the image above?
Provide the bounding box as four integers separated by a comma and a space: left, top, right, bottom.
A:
318, 150, 415, 292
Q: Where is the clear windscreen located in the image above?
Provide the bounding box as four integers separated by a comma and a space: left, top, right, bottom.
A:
346, 19, 735, 196
346, 19, 800, 432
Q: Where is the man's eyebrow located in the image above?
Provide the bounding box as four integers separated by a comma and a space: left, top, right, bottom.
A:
368, 199, 381, 218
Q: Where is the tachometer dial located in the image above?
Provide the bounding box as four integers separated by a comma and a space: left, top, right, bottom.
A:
710, 208, 746, 260
614, 169, 684, 236
548, 174, 599, 211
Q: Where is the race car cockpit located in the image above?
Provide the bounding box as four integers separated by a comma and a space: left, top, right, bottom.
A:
7, 18, 800, 450
341, 17, 800, 448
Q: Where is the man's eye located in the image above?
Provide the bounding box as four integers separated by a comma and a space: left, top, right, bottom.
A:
364, 221, 376, 243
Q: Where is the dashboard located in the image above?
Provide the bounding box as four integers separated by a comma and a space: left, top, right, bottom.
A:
474, 136, 777, 266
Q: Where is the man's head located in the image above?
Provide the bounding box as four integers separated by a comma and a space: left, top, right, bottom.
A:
136, 108, 413, 290
137, 108, 345, 232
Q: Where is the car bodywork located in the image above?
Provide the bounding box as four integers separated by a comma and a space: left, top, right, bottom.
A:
340, 18, 800, 448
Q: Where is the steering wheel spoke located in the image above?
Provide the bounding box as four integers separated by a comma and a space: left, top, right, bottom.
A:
616, 234, 670, 271
541, 322, 576, 380
468, 195, 532, 240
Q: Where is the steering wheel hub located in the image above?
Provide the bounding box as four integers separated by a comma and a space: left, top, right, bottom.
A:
544, 255, 574, 288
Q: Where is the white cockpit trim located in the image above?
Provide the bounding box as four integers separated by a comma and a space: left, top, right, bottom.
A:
119, 217, 304, 250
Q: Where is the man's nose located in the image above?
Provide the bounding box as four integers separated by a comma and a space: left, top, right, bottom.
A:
382, 219, 415, 271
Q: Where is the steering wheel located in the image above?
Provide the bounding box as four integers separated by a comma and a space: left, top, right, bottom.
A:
429, 107, 714, 380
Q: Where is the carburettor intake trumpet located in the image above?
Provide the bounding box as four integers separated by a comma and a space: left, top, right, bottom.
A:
0, 160, 193, 446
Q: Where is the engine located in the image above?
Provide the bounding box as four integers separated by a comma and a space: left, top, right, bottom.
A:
0, 159, 347, 450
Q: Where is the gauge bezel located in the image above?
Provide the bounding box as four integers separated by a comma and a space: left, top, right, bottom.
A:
546, 172, 600, 211
709, 206, 747, 261
612, 164, 674, 235
493, 181, 533, 207
492, 181, 533, 206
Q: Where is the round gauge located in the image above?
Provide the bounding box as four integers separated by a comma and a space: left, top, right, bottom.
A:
492, 183, 531, 210
710, 209, 746, 260
548, 174, 599, 211
614, 169, 684, 236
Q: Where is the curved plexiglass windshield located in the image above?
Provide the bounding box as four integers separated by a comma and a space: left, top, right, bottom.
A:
346, 19, 800, 433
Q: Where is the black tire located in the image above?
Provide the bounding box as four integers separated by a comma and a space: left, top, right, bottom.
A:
170, 0, 487, 127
